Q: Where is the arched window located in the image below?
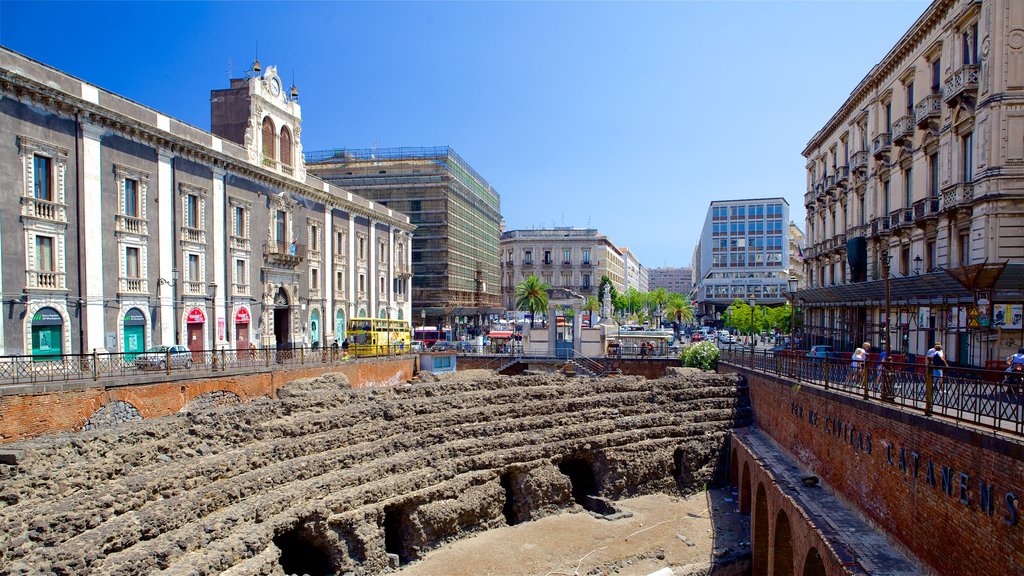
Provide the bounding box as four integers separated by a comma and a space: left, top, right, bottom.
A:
261, 117, 276, 161
280, 126, 292, 167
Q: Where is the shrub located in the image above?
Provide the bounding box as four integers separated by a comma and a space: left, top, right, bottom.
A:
679, 340, 720, 371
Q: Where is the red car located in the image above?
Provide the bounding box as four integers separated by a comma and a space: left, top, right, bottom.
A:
691, 332, 704, 342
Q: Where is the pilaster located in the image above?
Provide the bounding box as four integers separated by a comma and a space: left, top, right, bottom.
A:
212, 166, 227, 348
157, 149, 174, 344
81, 121, 106, 351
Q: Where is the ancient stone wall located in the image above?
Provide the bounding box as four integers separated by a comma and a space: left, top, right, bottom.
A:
722, 363, 1024, 576
0, 367, 748, 576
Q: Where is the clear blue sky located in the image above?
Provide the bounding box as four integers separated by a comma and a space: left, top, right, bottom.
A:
0, 0, 929, 269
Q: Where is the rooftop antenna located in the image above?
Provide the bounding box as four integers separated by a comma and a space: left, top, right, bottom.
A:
250, 41, 261, 77
226, 58, 233, 80
289, 67, 299, 101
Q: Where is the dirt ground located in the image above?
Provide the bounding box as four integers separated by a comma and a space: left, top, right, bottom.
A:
397, 488, 749, 576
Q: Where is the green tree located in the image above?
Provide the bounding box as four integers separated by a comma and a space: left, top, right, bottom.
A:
583, 295, 600, 327
612, 293, 627, 321
665, 296, 694, 340
515, 275, 550, 327
724, 299, 755, 335
649, 288, 669, 326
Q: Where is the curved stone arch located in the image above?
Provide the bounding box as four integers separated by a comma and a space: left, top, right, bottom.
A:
378, 308, 387, 319
22, 301, 71, 356
308, 305, 323, 346
82, 400, 143, 431
116, 302, 151, 354
183, 390, 242, 413
728, 445, 739, 487
752, 482, 769, 576
773, 508, 795, 576
262, 116, 276, 160
180, 304, 209, 350
802, 546, 827, 576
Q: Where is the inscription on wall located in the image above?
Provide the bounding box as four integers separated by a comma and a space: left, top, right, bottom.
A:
790, 401, 1020, 527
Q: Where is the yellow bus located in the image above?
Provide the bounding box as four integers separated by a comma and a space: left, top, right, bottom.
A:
346, 317, 412, 357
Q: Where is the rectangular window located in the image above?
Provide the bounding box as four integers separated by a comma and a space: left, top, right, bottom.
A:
235, 206, 245, 236
900, 246, 910, 276
583, 273, 591, 288
124, 179, 138, 217
33, 155, 52, 201
905, 81, 914, 115
524, 250, 532, 265
310, 225, 319, 251
929, 153, 939, 197
125, 246, 140, 278
358, 237, 365, 259
276, 210, 287, 245
959, 232, 970, 265
311, 268, 319, 290
884, 180, 891, 215
335, 270, 343, 291
963, 23, 978, 65
931, 58, 941, 93
36, 235, 53, 271
543, 250, 552, 264
561, 272, 571, 286
885, 101, 892, 132
962, 133, 973, 182
926, 241, 936, 272
189, 253, 200, 282
859, 194, 866, 225
236, 259, 246, 286
379, 276, 386, 294
904, 168, 912, 208
359, 274, 365, 292
563, 248, 571, 264
186, 194, 198, 228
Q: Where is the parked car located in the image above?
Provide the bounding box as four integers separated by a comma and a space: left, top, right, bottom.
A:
136, 345, 193, 370
411, 340, 426, 353
805, 345, 834, 361
430, 341, 455, 352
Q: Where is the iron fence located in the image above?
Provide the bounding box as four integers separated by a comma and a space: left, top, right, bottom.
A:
721, 349, 1024, 436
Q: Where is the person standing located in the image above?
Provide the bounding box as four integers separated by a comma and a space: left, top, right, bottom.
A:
848, 347, 866, 385
926, 343, 947, 392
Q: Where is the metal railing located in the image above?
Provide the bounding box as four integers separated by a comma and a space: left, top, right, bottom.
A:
0, 345, 409, 388
721, 349, 1023, 437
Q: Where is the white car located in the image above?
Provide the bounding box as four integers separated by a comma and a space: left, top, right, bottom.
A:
135, 345, 193, 370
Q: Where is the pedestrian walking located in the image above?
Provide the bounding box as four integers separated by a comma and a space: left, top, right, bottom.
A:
848, 347, 866, 385
926, 343, 947, 392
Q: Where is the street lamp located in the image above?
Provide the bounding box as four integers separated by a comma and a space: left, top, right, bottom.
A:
880, 251, 893, 358
750, 296, 757, 353
787, 276, 798, 353
913, 255, 923, 275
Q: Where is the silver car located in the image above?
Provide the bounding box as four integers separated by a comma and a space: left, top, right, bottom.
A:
136, 345, 193, 370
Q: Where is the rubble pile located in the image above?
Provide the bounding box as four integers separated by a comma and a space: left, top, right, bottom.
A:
0, 368, 748, 576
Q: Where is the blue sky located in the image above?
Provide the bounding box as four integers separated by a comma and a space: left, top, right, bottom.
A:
0, 0, 930, 269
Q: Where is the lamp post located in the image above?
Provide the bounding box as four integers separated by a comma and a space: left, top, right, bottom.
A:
750, 297, 757, 354
913, 255, 923, 275
788, 276, 798, 353
880, 251, 894, 400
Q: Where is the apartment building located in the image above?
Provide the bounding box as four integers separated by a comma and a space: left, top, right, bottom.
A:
649, 267, 693, 296
692, 198, 792, 322
621, 247, 649, 293
0, 49, 413, 357
799, 0, 1024, 364
788, 223, 806, 289
500, 228, 625, 309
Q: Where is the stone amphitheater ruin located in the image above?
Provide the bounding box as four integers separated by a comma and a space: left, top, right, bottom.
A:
0, 367, 750, 575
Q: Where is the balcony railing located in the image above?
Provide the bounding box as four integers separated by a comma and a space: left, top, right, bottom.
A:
851, 150, 869, 174
889, 208, 913, 229
230, 235, 251, 252
181, 226, 205, 245
915, 94, 942, 128
233, 282, 251, 297
940, 182, 975, 211
184, 280, 206, 296
872, 133, 891, 160
116, 214, 148, 236
944, 64, 979, 105
264, 241, 306, 266
118, 277, 148, 294
913, 198, 941, 224
21, 196, 67, 223
805, 189, 816, 208
26, 270, 66, 290
825, 174, 836, 192
891, 115, 915, 146
835, 166, 849, 186
307, 248, 322, 262
833, 233, 846, 251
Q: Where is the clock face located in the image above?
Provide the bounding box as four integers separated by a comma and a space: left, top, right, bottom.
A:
270, 77, 281, 97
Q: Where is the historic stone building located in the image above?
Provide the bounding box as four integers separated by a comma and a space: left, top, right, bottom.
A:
0, 49, 413, 357
800, 0, 1024, 364
499, 228, 626, 310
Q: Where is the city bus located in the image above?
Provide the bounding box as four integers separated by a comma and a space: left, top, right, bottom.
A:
346, 317, 412, 357
413, 326, 450, 347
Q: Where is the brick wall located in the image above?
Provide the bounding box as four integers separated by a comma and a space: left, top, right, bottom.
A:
0, 358, 413, 443
722, 364, 1024, 575
456, 356, 678, 379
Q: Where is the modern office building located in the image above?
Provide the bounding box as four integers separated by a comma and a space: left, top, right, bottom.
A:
0, 49, 413, 357
620, 247, 649, 293
799, 0, 1024, 364
692, 198, 792, 322
305, 147, 502, 329
499, 228, 625, 310
649, 267, 693, 296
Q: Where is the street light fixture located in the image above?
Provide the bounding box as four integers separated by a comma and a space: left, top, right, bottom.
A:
880, 251, 893, 358
750, 296, 757, 354
913, 255, 923, 275
787, 276, 798, 353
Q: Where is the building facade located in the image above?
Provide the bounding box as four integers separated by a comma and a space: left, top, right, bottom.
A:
649, 267, 693, 296
620, 248, 649, 293
788, 222, 806, 289
692, 198, 792, 322
0, 49, 413, 357
499, 228, 625, 310
304, 147, 501, 328
800, 0, 1024, 364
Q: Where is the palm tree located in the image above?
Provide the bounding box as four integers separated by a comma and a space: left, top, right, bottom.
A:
583, 296, 600, 327
649, 288, 669, 326
665, 296, 694, 342
515, 275, 550, 327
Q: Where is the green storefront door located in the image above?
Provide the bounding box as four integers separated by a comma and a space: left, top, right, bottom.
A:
31, 307, 62, 361
123, 308, 146, 361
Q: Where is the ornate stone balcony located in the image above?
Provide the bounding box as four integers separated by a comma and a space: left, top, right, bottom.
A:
21, 196, 67, 223
233, 282, 251, 297
26, 270, 66, 291
915, 94, 941, 128
944, 64, 979, 107
181, 226, 205, 245
805, 189, 815, 209
184, 280, 206, 296
835, 166, 849, 186
940, 182, 975, 212
118, 277, 148, 294
872, 133, 891, 160
851, 150, 869, 175
230, 235, 251, 252
116, 214, 148, 236
891, 116, 915, 146
889, 208, 913, 230
913, 197, 940, 228
264, 241, 306, 266
825, 174, 836, 192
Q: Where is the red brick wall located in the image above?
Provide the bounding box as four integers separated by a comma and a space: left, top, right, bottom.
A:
722, 364, 1024, 576
0, 359, 413, 443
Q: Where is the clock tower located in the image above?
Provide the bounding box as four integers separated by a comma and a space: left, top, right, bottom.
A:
210, 60, 305, 182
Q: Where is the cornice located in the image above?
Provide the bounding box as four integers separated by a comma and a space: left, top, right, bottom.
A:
0, 69, 413, 232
